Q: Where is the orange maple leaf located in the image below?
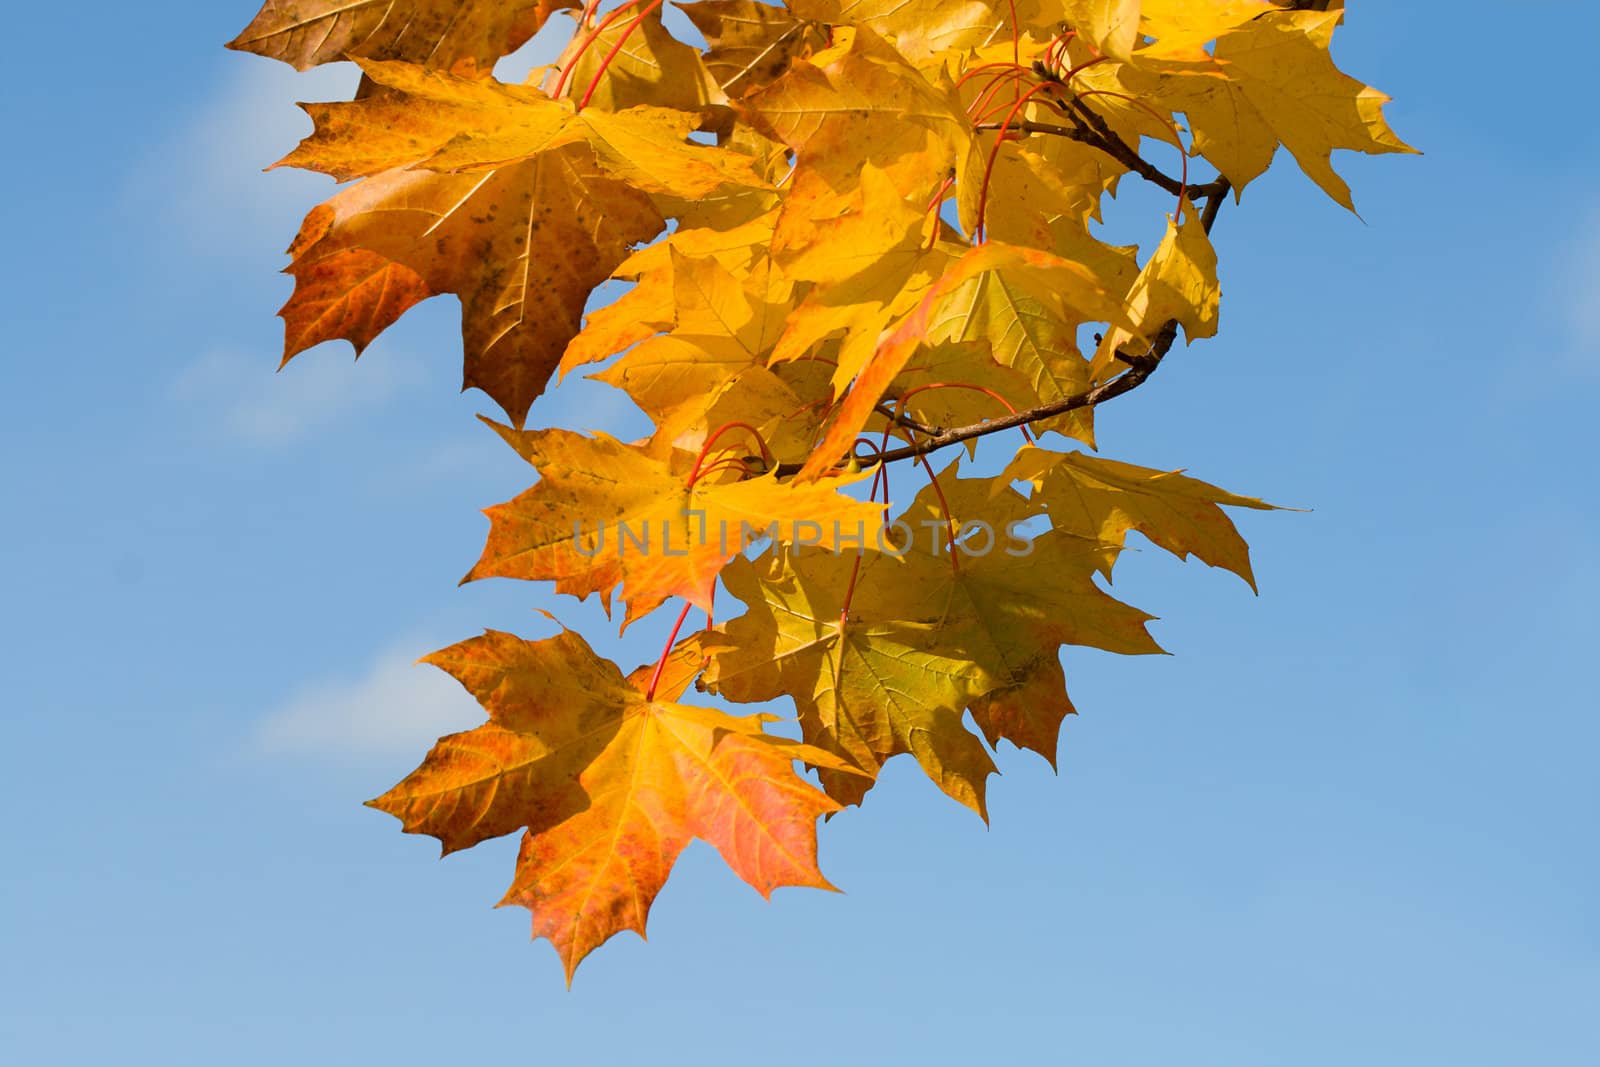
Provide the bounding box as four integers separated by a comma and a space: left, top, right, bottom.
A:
370, 626, 847, 981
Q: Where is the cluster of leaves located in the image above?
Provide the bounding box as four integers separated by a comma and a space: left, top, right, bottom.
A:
231, 0, 1410, 979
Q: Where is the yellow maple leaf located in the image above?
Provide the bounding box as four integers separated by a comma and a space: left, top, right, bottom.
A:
1137, 7, 1417, 206
1058, 0, 1144, 61
1002, 445, 1279, 588
709, 462, 1163, 813
790, 0, 1019, 65
1092, 200, 1219, 375
799, 241, 1132, 479
740, 25, 972, 196
465, 420, 884, 626
558, 5, 728, 113
1136, 0, 1274, 61
279, 60, 764, 198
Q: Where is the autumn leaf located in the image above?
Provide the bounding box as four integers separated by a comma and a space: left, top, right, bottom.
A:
960, 139, 1139, 294
707, 460, 1162, 813
739, 24, 972, 194
799, 241, 1134, 479
229, 0, 575, 72
367, 628, 630, 853
274, 60, 771, 423
1206, 8, 1416, 209
788, 0, 1019, 65
284, 145, 663, 425
1059, 0, 1143, 62
559, 209, 794, 379
1127, 7, 1418, 205
465, 419, 884, 626
589, 249, 793, 441
1092, 200, 1219, 375
706, 546, 1004, 815
278, 60, 764, 197
680, 0, 829, 98
572, 236, 832, 462
1136, 0, 1274, 61
277, 248, 434, 364
969, 654, 1078, 769
370, 625, 845, 981
558, 5, 728, 113
1002, 445, 1279, 588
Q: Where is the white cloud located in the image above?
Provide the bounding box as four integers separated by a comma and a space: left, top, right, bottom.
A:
130, 59, 359, 256
1565, 213, 1600, 361
253, 644, 480, 759
136, 21, 574, 258
171, 346, 421, 445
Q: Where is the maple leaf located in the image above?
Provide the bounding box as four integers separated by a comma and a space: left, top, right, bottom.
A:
708, 460, 1162, 813
799, 241, 1134, 479
279, 60, 764, 196
559, 209, 794, 378
680, 0, 830, 98
275, 61, 772, 423
465, 419, 884, 626
788, 0, 1019, 65
367, 627, 629, 853
229, 0, 575, 73
706, 546, 1004, 814
1001, 445, 1279, 588
284, 145, 663, 425
277, 248, 434, 364
588, 249, 794, 439
558, 5, 728, 113
768, 166, 956, 392
888, 461, 1166, 666
567, 233, 832, 461
960, 139, 1139, 294
370, 625, 845, 981
1059, 0, 1144, 62
1128, 7, 1417, 205
1207, 7, 1416, 208
969, 654, 1078, 769
740, 24, 973, 195
1092, 200, 1219, 375
1136, 0, 1274, 61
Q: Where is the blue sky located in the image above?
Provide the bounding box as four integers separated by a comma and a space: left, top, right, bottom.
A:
3, 3, 1596, 1064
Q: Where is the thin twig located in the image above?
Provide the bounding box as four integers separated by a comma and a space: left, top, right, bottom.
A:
874, 402, 941, 437
771, 177, 1234, 479
774, 327, 1173, 476
973, 117, 1227, 203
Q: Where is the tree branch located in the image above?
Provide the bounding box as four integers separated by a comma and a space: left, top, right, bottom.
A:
973, 113, 1205, 200
874, 402, 940, 437
975, 109, 1230, 203
771, 177, 1234, 479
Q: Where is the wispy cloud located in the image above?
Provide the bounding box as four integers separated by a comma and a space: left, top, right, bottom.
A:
1563, 212, 1600, 365
130, 59, 358, 256
171, 346, 421, 445
253, 643, 480, 759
